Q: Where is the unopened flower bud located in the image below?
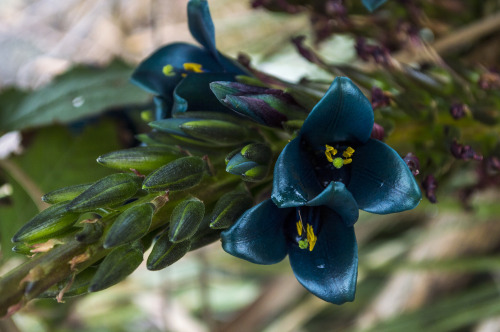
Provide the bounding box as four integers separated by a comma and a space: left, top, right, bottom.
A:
97, 146, 183, 173
42, 183, 92, 204
104, 203, 155, 249
89, 242, 144, 292
142, 156, 206, 192
12, 201, 80, 243
210, 81, 307, 127
450, 140, 483, 161
422, 175, 438, 203
225, 143, 272, 182
149, 112, 252, 147
403, 153, 420, 176
169, 197, 205, 243
209, 190, 253, 229
67, 173, 143, 213
147, 233, 191, 271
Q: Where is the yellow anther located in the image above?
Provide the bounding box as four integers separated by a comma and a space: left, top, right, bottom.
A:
306, 224, 317, 251
343, 158, 352, 165
162, 64, 175, 77
183, 62, 204, 73
343, 146, 355, 158
325, 144, 337, 163
296, 220, 303, 237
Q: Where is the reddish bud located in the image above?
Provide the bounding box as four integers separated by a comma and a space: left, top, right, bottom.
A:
422, 175, 438, 203
403, 153, 420, 176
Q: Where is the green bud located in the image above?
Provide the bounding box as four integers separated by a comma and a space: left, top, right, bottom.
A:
150, 112, 252, 147
96, 146, 183, 173
142, 157, 205, 192
209, 191, 253, 229
89, 242, 144, 292
41, 183, 92, 204
75, 221, 104, 244
67, 173, 142, 212
11, 242, 33, 255
179, 120, 252, 146
103, 203, 155, 249
38, 266, 98, 299
11, 201, 80, 243
147, 232, 191, 271
225, 143, 272, 182
169, 197, 205, 243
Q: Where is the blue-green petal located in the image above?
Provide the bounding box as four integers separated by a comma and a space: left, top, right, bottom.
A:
153, 96, 172, 120
287, 206, 358, 304
187, 0, 218, 61
347, 139, 422, 214
307, 182, 359, 227
300, 77, 373, 148
362, 0, 388, 12
172, 73, 238, 114
272, 138, 324, 208
226, 153, 256, 174
221, 199, 290, 265
130, 43, 224, 96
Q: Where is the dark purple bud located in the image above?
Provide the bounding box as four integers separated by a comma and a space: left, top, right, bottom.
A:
403, 153, 420, 176
355, 38, 392, 66
371, 87, 391, 109
450, 140, 483, 161
370, 122, 385, 141
422, 175, 438, 203
449, 103, 467, 120
237, 53, 251, 68
291, 36, 325, 66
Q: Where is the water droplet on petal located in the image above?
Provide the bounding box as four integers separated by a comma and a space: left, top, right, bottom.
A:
315, 258, 326, 269
72, 96, 85, 108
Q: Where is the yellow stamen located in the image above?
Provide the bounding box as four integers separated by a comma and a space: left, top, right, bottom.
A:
325, 144, 337, 163
343, 146, 355, 158
296, 220, 303, 236
162, 64, 175, 77
183, 62, 204, 73
343, 158, 352, 165
306, 224, 317, 251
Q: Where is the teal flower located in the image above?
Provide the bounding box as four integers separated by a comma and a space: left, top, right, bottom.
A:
222, 77, 420, 304
362, 0, 388, 12
131, 0, 247, 119
272, 77, 421, 220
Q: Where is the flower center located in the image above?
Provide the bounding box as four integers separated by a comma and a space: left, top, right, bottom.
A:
296, 210, 317, 251
324, 144, 354, 169
162, 62, 205, 77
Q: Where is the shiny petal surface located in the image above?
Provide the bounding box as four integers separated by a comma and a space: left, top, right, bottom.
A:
172, 73, 238, 114
221, 199, 290, 265
287, 206, 358, 304
307, 182, 359, 226
301, 77, 373, 148
362, 0, 388, 12
272, 138, 324, 208
187, 0, 218, 61
348, 139, 422, 214
130, 43, 223, 96
153, 96, 172, 120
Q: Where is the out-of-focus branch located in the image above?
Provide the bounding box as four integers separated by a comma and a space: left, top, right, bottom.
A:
395, 11, 500, 65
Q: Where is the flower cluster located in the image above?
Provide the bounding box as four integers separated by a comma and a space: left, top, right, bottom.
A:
221, 77, 421, 303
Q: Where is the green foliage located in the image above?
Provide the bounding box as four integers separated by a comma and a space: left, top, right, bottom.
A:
0, 61, 150, 132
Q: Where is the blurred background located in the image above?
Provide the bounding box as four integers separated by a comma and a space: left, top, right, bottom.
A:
1, 0, 500, 331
